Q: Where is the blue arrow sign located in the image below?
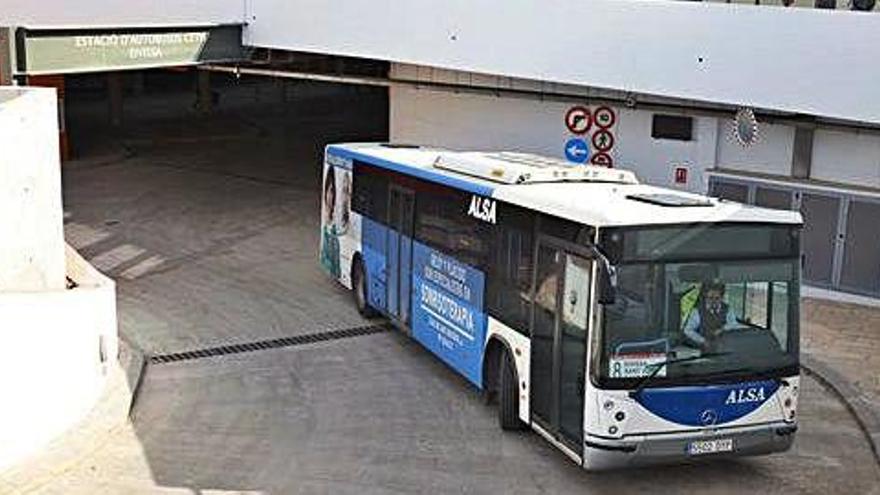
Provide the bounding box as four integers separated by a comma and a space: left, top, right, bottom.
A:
564, 137, 590, 164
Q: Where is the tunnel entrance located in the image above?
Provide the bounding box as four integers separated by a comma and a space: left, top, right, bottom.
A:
59, 66, 389, 355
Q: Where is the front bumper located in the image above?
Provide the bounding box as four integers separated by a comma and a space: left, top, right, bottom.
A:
583, 422, 797, 471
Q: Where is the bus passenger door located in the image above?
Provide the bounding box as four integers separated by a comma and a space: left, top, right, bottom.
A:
531, 239, 592, 455
387, 186, 415, 328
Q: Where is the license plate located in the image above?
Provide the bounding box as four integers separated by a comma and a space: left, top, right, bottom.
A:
687, 438, 734, 456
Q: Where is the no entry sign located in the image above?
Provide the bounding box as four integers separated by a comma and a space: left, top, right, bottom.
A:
565, 106, 592, 135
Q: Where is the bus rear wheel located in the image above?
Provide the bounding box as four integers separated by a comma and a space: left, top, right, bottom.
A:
499, 350, 525, 430
353, 259, 378, 318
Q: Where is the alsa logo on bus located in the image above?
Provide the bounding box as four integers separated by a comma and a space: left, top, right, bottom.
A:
468, 195, 497, 224
725, 386, 766, 405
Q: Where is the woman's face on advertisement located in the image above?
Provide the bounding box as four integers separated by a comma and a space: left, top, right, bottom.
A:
324, 181, 335, 219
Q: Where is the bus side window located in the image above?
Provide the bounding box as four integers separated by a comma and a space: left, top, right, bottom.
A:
539, 214, 583, 242
486, 206, 534, 335
351, 161, 388, 222
413, 186, 490, 270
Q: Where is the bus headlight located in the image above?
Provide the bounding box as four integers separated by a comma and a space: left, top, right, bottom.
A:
777, 377, 799, 423
597, 394, 631, 438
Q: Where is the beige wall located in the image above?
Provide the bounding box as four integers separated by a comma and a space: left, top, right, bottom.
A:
389, 83, 721, 193
716, 120, 795, 176
812, 129, 880, 189
0, 87, 65, 291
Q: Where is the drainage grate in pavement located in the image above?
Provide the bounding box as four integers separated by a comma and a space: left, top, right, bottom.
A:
149, 323, 390, 364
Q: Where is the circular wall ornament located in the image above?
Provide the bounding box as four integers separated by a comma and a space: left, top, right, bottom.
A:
733, 107, 759, 147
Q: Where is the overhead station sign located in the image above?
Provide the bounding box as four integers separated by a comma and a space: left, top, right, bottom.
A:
15, 25, 243, 75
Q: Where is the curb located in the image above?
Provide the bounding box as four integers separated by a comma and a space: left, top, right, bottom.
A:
116, 335, 149, 419
801, 353, 880, 466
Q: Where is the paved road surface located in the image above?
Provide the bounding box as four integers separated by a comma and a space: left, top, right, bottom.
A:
6, 331, 879, 494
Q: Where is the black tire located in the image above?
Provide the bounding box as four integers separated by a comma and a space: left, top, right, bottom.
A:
353, 259, 378, 318
499, 350, 525, 430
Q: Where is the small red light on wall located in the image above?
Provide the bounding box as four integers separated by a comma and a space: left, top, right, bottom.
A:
674, 166, 689, 185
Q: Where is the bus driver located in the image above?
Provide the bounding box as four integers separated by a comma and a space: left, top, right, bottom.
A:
682, 281, 740, 352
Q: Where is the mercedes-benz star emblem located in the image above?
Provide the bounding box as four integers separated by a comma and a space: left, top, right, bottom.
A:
700, 409, 718, 426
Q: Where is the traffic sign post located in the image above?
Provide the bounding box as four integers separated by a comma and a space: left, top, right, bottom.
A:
564, 138, 591, 164
565, 106, 592, 135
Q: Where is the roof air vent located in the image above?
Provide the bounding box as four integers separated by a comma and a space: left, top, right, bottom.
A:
433, 152, 638, 185
626, 193, 713, 207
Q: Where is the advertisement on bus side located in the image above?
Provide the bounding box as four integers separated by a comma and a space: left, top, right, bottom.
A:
411, 241, 487, 386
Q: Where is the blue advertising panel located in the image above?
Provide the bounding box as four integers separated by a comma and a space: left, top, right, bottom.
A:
361, 217, 388, 311
411, 241, 487, 387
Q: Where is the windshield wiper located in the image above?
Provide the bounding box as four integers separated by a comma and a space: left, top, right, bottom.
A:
628, 351, 732, 399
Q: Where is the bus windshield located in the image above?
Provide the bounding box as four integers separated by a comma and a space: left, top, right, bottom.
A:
595, 224, 800, 389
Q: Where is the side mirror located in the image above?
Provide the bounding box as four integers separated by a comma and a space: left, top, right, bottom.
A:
588, 244, 617, 305
598, 262, 617, 305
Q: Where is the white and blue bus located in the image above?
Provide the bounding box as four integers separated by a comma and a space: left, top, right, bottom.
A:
319, 143, 802, 469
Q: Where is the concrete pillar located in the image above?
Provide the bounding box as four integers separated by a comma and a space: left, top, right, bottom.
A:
196, 69, 213, 113
107, 72, 124, 127
27, 75, 69, 161
792, 126, 814, 179
0, 88, 66, 291
0, 27, 13, 86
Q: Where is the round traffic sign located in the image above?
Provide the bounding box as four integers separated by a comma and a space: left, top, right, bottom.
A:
594, 106, 616, 129
565, 106, 592, 135
592, 129, 615, 152
564, 138, 590, 164
591, 152, 613, 168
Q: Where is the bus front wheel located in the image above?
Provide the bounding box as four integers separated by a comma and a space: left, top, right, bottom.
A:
499, 350, 525, 431
353, 259, 378, 318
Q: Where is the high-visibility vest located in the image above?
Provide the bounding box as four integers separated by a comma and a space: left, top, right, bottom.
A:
679, 284, 701, 330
